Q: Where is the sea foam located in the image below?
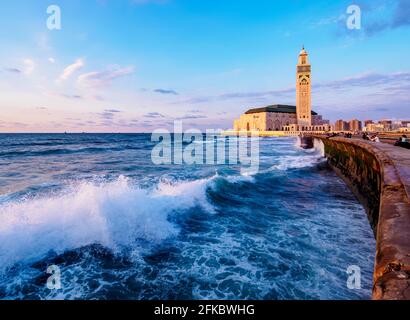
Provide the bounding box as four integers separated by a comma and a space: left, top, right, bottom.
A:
265, 138, 326, 171
0, 175, 213, 270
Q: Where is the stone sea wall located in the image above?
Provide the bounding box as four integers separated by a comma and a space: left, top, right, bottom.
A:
307, 136, 410, 300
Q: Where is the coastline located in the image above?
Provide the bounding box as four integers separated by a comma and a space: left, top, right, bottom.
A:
306, 135, 410, 300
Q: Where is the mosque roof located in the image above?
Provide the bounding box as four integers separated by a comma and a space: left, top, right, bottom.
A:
245, 104, 318, 116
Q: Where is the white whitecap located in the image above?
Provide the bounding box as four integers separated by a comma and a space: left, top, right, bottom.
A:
0, 175, 214, 270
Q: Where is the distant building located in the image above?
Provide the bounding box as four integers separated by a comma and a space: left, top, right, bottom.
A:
233, 47, 330, 132
366, 123, 385, 132
391, 120, 404, 131
390, 120, 410, 132
363, 119, 410, 132
335, 119, 349, 131
379, 120, 392, 131
349, 119, 362, 132
364, 120, 373, 127
334, 120, 342, 131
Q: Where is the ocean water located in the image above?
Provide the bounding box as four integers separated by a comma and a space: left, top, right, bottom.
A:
0, 133, 375, 300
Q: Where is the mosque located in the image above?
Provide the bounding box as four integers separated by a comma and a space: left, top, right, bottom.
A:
232, 47, 331, 133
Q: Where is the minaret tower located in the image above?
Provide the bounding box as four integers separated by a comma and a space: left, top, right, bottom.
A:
296, 46, 312, 127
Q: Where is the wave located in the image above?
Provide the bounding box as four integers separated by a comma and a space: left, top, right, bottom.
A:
0, 137, 326, 271
268, 141, 326, 171
269, 154, 325, 171
0, 146, 145, 158
222, 174, 255, 184
0, 176, 214, 271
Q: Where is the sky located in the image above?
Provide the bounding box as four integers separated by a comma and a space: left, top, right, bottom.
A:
0, 0, 409, 132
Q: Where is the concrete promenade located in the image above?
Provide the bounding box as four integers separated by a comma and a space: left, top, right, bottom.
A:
372, 142, 410, 201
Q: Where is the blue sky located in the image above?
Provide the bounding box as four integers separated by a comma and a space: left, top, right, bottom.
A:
0, 0, 409, 132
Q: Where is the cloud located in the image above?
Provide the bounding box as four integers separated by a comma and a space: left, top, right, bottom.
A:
23, 59, 35, 75
59, 59, 85, 81
175, 114, 208, 120
219, 87, 294, 100
60, 93, 83, 100
311, 71, 410, 120
363, 0, 410, 36
314, 15, 345, 28
48, 91, 106, 101
98, 112, 116, 120
144, 112, 165, 118
96, 109, 124, 121
372, 107, 390, 112
314, 71, 410, 90
3, 60, 35, 76
171, 71, 410, 122
77, 66, 135, 88
392, 0, 410, 28
48, 58, 56, 64
0, 120, 28, 128
187, 109, 202, 113
154, 88, 179, 95
325, 1, 410, 38
364, 19, 390, 36
175, 97, 214, 104
3, 67, 22, 74
175, 86, 294, 105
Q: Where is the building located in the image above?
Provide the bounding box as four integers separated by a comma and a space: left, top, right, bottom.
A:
403, 121, 410, 128
233, 104, 327, 131
391, 120, 403, 131
334, 119, 362, 132
389, 120, 410, 131
349, 119, 362, 132
233, 47, 330, 133
366, 123, 385, 132
379, 120, 392, 131
296, 46, 312, 127
335, 120, 349, 131
363, 120, 410, 132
